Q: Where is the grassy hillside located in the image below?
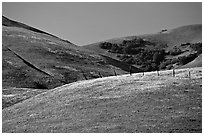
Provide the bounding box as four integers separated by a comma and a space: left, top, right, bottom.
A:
2, 16, 72, 44
2, 16, 136, 90
2, 88, 48, 109
83, 24, 202, 71
140, 24, 202, 48
2, 67, 202, 133
84, 24, 202, 50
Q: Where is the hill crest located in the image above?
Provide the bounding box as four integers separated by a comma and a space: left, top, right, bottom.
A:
3, 16, 73, 44
83, 24, 202, 71
2, 67, 202, 132
2, 16, 140, 90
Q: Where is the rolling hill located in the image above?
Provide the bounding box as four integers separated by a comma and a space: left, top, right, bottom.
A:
2, 16, 202, 133
2, 16, 72, 44
83, 24, 202, 70
84, 24, 202, 51
139, 24, 202, 48
2, 16, 141, 90
2, 16, 142, 108
2, 67, 202, 133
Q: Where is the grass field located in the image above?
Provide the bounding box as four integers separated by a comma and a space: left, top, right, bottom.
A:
2, 67, 202, 133
2, 23, 129, 89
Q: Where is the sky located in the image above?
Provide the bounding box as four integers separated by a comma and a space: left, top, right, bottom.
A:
2, 2, 202, 45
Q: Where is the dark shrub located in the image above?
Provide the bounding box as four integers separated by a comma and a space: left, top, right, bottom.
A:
190, 42, 202, 55
111, 44, 122, 53
178, 53, 197, 65
99, 42, 112, 49
169, 47, 182, 55
160, 62, 167, 69
153, 50, 165, 64
151, 63, 158, 71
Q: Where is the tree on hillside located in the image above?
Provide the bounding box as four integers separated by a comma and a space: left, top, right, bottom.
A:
111, 44, 122, 53
178, 53, 197, 65
153, 50, 165, 64
190, 42, 202, 55
169, 46, 182, 55
99, 42, 112, 49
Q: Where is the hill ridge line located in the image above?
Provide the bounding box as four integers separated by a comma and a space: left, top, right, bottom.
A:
2, 16, 73, 45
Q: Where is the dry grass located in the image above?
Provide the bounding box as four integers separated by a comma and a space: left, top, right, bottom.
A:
2, 88, 48, 109
2, 25, 127, 89
2, 67, 202, 133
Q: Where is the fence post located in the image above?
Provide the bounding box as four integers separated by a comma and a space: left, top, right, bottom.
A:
143, 72, 144, 76
113, 70, 117, 76
189, 71, 191, 79
98, 72, 103, 78
173, 69, 175, 77
129, 66, 132, 76
82, 71, 88, 80
157, 70, 159, 76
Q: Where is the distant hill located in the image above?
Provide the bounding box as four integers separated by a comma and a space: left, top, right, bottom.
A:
84, 24, 201, 49
83, 24, 202, 71
139, 24, 202, 49
2, 16, 138, 90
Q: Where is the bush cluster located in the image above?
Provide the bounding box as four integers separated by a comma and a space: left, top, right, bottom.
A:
169, 46, 182, 56
99, 38, 154, 54
99, 39, 202, 71
178, 53, 197, 65
190, 42, 202, 55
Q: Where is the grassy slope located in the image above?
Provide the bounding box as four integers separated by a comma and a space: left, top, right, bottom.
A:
2, 88, 48, 109
2, 16, 144, 109
2, 67, 202, 133
140, 24, 202, 48
2, 16, 72, 44
83, 24, 202, 59
3, 17, 131, 90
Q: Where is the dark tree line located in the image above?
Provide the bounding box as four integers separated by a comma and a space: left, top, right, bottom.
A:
99, 39, 202, 72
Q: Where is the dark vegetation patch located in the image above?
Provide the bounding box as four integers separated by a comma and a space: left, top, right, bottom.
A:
99, 39, 202, 71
